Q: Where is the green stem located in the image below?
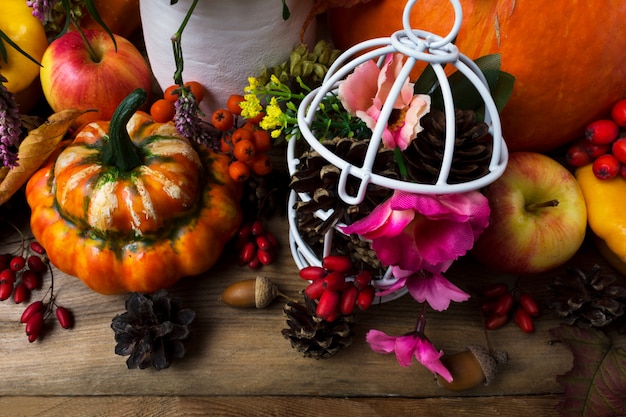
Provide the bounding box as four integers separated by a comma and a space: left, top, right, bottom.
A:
171, 0, 199, 89
71, 16, 99, 62
101, 89, 146, 172
394, 147, 408, 179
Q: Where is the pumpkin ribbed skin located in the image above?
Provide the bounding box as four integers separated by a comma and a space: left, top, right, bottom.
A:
26, 112, 242, 294
327, 0, 626, 152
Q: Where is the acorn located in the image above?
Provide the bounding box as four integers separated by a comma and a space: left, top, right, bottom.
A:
219, 276, 288, 308
436, 345, 508, 391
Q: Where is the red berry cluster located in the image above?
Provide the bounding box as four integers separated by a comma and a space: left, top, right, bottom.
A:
0, 239, 73, 342
0, 241, 47, 303
300, 255, 377, 322
566, 98, 626, 179
235, 220, 278, 269
480, 284, 539, 334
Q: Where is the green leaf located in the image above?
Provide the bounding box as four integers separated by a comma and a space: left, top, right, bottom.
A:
0, 29, 42, 67
549, 325, 626, 417
84, 0, 117, 51
423, 54, 515, 116
282, 0, 291, 20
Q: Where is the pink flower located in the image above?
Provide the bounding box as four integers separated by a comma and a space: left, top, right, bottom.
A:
339, 191, 490, 274
366, 316, 452, 382
383, 269, 470, 311
338, 53, 430, 150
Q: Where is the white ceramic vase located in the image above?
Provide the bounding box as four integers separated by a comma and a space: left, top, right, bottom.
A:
140, 0, 316, 116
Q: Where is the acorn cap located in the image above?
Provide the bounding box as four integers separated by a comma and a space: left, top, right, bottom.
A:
255, 275, 280, 308
466, 344, 508, 386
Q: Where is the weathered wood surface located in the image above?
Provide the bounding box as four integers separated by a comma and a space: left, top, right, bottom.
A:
0, 195, 621, 415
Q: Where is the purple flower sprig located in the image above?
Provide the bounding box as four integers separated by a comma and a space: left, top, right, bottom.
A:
173, 90, 218, 150
0, 75, 21, 168
26, 0, 57, 23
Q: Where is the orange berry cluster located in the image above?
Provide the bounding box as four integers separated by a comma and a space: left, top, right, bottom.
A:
150, 81, 206, 123
212, 94, 273, 183
566, 98, 626, 180
300, 255, 377, 322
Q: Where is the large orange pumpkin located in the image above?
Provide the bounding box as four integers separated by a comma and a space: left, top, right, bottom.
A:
327, 0, 626, 152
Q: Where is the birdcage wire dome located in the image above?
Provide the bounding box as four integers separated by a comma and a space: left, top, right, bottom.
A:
287, 0, 509, 302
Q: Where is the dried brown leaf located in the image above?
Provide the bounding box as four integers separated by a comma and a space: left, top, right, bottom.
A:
0, 109, 87, 206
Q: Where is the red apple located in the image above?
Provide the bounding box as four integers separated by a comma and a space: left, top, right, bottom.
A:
471, 152, 587, 274
39, 30, 152, 127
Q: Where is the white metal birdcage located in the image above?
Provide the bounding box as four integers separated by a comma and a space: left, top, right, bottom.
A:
286, 0, 509, 302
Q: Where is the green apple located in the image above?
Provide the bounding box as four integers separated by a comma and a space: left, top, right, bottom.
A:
471, 151, 587, 273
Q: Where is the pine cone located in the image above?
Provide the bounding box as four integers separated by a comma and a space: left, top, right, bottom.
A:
290, 137, 396, 239
548, 265, 626, 328
111, 290, 196, 370
404, 108, 493, 185
282, 296, 354, 359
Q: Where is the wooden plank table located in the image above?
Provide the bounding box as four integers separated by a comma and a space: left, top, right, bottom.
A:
0, 190, 621, 416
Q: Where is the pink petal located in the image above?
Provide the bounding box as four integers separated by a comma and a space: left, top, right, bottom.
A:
394, 334, 421, 367
338, 60, 380, 114
396, 94, 431, 151
365, 329, 398, 355
407, 272, 470, 311
416, 339, 453, 382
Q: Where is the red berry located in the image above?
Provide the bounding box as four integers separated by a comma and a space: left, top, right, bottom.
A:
20, 301, 44, 323
0, 281, 13, 300
514, 308, 535, 333
10, 256, 26, 271
612, 138, 626, 164
13, 283, 29, 304
353, 270, 372, 289
585, 142, 611, 159
238, 241, 256, 265
56, 306, 74, 329
255, 235, 271, 252
250, 220, 264, 236
25, 312, 44, 342
248, 257, 261, 270
234, 223, 252, 249
494, 292, 514, 316
518, 293, 540, 317
322, 271, 346, 291
21, 270, 40, 291
611, 98, 626, 127
321, 255, 352, 273
340, 284, 359, 315
256, 248, 273, 265
565, 142, 593, 167
481, 283, 508, 300
29, 241, 46, 255
264, 231, 278, 248
298, 266, 327, 281
316, 290, 340, 322
485, 313, 509, 330
357, 285, 376, 310
586, 119, 620, 145
304, 279, 326, 300
592, 154, 621, 180
0, 268, 16, 284
0, 254, 10, 269
26, 255, 46, 273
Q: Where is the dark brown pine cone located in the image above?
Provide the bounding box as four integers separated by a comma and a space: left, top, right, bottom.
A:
111, 290, 196, 370
282, 296, 355, 359
240, 170, 290, 222
404, 108, 493, 185
548, 264, 626, 329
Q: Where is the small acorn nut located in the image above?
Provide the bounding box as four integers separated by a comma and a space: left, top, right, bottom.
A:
436, 344, 508, 391
219, 276, 284, 308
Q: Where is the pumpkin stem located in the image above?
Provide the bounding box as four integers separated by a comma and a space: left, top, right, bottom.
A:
102, 88, 146, 172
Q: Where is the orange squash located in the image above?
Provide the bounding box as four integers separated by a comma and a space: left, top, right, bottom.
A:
327, 0, 626, 152
26, 89, 242, 294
